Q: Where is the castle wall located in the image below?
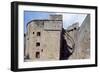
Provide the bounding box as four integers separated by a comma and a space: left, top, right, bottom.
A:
68, 14, 90, 59
25, 15, 62, 61
77, 14, 90, 59
25, 14, 90, 61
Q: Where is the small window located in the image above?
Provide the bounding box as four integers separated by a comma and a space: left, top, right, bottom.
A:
37, 32, 41, 36
36, 52, 40, 58
36, 42, 40, 46
33, 32, 34, 34
74, 28, 76, 30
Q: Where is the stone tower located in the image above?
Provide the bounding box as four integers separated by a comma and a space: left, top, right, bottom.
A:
25, 15, 63, 61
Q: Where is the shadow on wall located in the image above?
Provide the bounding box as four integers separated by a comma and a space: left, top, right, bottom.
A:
60, 28, 73, 60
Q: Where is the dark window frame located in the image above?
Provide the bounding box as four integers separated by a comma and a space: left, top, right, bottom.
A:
36, 42, 40, 47
37, 32, 41, 36
36, 52, 40, 58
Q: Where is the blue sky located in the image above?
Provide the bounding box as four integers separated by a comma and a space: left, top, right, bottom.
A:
24, 11, 87, 33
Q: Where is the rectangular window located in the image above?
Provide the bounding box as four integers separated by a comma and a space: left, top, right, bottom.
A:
37, 32, 41, 36
36, 42, 40, 46
33, 32, 34, 34
36, 52, 40, 58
